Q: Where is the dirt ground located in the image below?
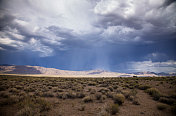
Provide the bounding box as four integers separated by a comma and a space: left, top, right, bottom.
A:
0, 75, 176, 116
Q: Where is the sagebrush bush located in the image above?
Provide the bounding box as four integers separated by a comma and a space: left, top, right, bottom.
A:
16, 106, 40, 116
146, 88, 161, 100
9, 88, 20, 94
157, 103, 168, 110
76, 92, 85, 98
0, 91, 10, 98
138, 85, 151, 90
42, 92, 54, 97
107, 104, 119, 115
82, 96, 93, 103
95, 92, 102, 100
113, 94, 125, 105
171, 103, 176, 115
121, 90, 130, 98
0, 95, 19, 106
132, 99, 140, 105
67, 91, 76, 99
159, 97, 175, 105
106, 92, 113, 98
19, 96, 52, 113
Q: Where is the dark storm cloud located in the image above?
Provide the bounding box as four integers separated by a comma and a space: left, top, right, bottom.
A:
94, 0, 176, 42
0, 0, 176, 73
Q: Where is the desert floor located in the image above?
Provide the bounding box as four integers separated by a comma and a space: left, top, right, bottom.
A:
0, 75, 176, 116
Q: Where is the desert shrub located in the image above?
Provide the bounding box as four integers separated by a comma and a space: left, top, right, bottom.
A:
16, 106, 40, 116
82, 96, 93, 103
159, 97, 175, 105
18, 96, 52, 113
113, 94, 125, 105
132, 99, 140, 105
98, 105, 110, 116
128, 96, 135, 101
130, 89, 137, 96
106, 92, 114, 98
42, 92, 54, 97
24, 87, 35, 92
106, 104, 119, 115
67, 91, 76, 99
95, 92, 102, 100
48, 86, 52, 89
0, 95, 19, 106
9, 88, 20, 94
157, 103, 168, 110
78, 105, 85, 111
36, 98, 52, 111
170, 93, 176, 99
34, 91, 43, 97
108, 86, 113, 92
100, 95, 107, 102
76, 92, 85, 98
0, 85, 9, 91
171, 103, 176, 115
146, 88, 161, 100
18, 91, 27, 97
88, 82, 96, 86
57, 89, 64, 92
138, 85, 151, 90
98, 88, 109, 94
121, 90, 130, 98
57, 92, 68, 99
90, 89, 96, 94
0, 91, 10, 98
15, 85, 23, 90
113, 85, 118, 89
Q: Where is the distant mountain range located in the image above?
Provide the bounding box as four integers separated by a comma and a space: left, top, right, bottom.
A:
0, 65, 175, 77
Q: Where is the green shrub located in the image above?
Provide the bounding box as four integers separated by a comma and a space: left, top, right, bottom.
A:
113, 94, 125, 105
157, 103, 168, 110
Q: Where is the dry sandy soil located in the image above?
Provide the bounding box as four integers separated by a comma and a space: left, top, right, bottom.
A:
0, 75, 176, 116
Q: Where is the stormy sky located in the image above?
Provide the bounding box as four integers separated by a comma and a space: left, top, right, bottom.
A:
0, 0, 176, 73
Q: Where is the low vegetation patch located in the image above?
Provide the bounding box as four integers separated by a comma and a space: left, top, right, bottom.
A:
0, 75, 176, 116
113, 94, 125, 105
82, 96, 93, 103
146, 88, 161, 100
106, 104, 119, 115
157, 103, 168, 110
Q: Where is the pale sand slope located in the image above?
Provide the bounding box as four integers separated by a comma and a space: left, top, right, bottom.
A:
0, 65, 157, 77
